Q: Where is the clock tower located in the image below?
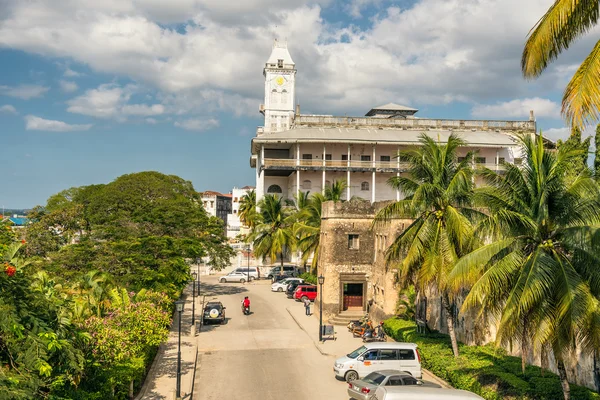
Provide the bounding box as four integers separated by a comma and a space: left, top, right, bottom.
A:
260, 39, 296, 133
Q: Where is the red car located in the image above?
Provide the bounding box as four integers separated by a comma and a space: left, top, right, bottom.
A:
294, 285, 318, 302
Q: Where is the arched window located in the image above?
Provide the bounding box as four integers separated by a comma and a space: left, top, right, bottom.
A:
302, 180, 312, 190
361, 182, 369, 191
267, 184, 282, 193
281, 89, 288, 105
270, 89, 278, 105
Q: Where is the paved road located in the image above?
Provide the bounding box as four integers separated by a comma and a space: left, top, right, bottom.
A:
193, 276, 348, 400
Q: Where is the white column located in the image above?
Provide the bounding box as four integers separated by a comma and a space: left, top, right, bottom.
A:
296, 143, 300, 198
396, 145, 400, 201
257, 145, 265, 204
372, 145, 376, 203
322, 144, 326, 194
495, 149, 500, 172
347, 144, 351, 200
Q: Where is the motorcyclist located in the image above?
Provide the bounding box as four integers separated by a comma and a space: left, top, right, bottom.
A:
242, 296, 250, 314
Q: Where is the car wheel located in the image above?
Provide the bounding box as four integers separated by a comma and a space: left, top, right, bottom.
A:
277, 287, 283, 292
240, 278, 246, 283
219, 278, 226, 283
301, 295, 308, 302
249, 276, 255, 281
345, 371, 359, 382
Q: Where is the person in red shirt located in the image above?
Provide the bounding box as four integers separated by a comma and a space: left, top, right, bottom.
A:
242, 296, 250, 314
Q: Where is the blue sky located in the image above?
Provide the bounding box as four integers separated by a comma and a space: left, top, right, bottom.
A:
0, 0, 596, 208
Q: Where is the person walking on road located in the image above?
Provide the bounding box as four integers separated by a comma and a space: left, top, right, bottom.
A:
303, 297, 311, 316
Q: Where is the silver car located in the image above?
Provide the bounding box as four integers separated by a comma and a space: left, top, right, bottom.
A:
219, 271, 249, 283
347, 370, 422, 400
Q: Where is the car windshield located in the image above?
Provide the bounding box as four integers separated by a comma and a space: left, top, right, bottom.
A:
363, 372, 386, 385
347, 345, 367, 359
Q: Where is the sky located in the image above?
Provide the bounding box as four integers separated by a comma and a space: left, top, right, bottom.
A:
0, 0, 598, 208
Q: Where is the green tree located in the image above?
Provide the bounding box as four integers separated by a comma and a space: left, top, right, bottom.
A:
294, 193, 325, 273
374, 133, 480, 358
250, 194, 295, 272
324, 179, 348, 202
522, 0, 600, 128
451, 134, 600, 400
556, 126, 591, 184
595, 124, 600, 179
238, 189, 258, 231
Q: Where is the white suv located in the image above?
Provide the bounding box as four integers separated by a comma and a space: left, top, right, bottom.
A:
271, 277, 303, 292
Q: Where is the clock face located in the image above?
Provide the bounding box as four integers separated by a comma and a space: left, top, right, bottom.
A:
276, 76, 285, 86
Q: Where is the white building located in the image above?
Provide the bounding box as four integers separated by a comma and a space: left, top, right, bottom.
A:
226, 185, 255, 239
201, 191, 232, 233
250, 40, 536, 203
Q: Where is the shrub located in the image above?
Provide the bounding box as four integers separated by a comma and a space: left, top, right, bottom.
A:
383, 318, 600, 400
299, 272, 317, 284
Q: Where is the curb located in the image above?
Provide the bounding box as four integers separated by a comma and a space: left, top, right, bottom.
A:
286, 307, 333, 356
133, 341, 167, 400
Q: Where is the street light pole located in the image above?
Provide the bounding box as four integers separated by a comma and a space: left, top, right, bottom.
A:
191, 271, 197, 326
175, 300, 184, 400
318, 274, 325, 342
246, 245, 250, 283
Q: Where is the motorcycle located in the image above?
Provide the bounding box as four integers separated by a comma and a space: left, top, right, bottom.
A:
242, 303, 250, 315
347, 313, 369, 332
362, 322, 386, 342
352, 320, 373, 338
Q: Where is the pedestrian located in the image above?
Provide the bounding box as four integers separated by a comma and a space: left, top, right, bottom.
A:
303, 297, 311, 316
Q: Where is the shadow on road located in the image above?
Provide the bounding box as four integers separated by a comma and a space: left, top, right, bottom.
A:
199, 281, 249, 298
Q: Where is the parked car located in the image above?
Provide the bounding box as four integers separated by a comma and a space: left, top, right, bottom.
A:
372, 386, 484, 400
286, 280, 304, 298
294, 285, 317, 302
202, 301, 226, 325
347, 370, 422, 400
271, 277, 303, 292
333, 343, 422, 382
271, 271, 295, 283
267, 265, 300, 279
233, 267, 260, 280
219, 271, 249, 283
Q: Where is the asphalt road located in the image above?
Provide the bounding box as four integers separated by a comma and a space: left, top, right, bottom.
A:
193, 276, 348, 400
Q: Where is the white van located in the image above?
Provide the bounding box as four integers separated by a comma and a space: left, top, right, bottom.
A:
372, 386, 484, 400
233, 267, 260, 280
333, 342, 421, 382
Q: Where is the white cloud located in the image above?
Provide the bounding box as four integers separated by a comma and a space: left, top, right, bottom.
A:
145, 117, 158, 124
543, 127, 570, 142
471, 98, 561, 119
25, 115, 92, 132
0, 104, 17, 114
66, 83, 139, 119
64, 67, 83, 77
0, 0, 597, 119
174, 118, 219, 131
59, 80, 78, 93
0, 84, 49, 100
121, 103, 164, 116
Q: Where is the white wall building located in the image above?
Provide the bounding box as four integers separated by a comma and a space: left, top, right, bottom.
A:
226, 185, 255, 239
250, 40, 536, 204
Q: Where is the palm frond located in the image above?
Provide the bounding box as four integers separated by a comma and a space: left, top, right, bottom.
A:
563, 39, 600, 128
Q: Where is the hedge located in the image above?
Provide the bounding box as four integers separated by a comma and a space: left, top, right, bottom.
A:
383, 318, 600, 400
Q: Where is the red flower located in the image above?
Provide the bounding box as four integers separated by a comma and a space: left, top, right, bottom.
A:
5, 265, 16, 277
21, 239, 26, 244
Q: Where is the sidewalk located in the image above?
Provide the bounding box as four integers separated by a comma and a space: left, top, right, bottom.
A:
285, 302, 451, 389
137, 282, 199, 400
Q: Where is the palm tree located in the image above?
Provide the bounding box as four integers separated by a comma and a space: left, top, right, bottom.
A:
238, 190, 258, 230
451, 134, 600, 400
294, 193, 326, 273
250, 194, 295, 273
374, 133, 480, 358
75, 270, 112, 317
324, 179, 348, 202
522, 0, 600, 128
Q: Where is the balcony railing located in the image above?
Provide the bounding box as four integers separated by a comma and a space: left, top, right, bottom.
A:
262, 158, 507, 171
293, 115, 536, 132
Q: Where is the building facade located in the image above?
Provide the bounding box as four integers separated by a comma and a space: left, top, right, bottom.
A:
201, 191, 232, 231
251, 41, 536, 204
226, 185, 255, 239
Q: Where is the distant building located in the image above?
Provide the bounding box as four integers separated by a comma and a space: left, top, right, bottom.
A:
6, 215, 30, 228
226, 186, 255, 239
201, 191, 232, 231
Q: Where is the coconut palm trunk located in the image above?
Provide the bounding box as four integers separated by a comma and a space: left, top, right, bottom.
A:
442, 293, 459, 358
557, 359, 570, 400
